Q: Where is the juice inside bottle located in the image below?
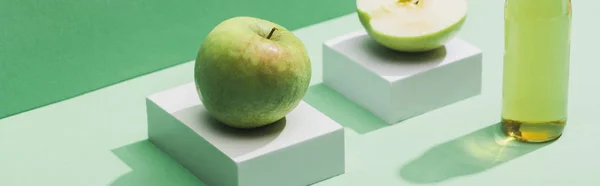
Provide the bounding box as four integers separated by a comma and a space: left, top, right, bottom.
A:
502, 0, 572, 142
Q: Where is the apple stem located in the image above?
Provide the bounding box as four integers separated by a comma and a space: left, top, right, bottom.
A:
266, 27, 278, 39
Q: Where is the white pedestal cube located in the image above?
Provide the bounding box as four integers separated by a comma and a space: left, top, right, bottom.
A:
146, 82, 345, 186
323, 30, 483, 124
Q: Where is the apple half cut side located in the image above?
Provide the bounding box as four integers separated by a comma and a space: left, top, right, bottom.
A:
357, 0, 468, 52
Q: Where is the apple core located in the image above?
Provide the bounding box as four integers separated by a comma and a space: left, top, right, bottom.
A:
397, 0, 419, 5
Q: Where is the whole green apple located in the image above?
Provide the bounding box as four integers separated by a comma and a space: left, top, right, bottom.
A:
194, 16, 311, 129
357, 0, 468, 52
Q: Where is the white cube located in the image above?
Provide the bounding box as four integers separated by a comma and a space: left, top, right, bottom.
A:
323, 30, 482, 124
146, 82, 345, 186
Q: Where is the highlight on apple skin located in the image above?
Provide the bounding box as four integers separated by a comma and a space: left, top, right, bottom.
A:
194, 16, 312, 129
357, 0, 468, 52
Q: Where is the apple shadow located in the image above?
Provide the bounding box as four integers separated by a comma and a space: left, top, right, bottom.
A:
361, 38, 447, 77
331, 34, 447, 78
109, 140, 206, 186
203, 111, 288, 140
398, 122, 555, 184
303, 83, 388, 134
172, 105, 287, 158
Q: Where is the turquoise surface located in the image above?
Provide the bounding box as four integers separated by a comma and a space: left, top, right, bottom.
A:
2, 0, 600, 185
0, 0, 354, 119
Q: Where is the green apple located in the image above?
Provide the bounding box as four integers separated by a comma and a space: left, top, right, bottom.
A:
357, 0, 468, 52
194, 16, 311, 129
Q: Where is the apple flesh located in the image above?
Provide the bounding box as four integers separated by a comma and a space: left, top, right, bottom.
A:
194, 16, 311, 129
357, 0, 468, 52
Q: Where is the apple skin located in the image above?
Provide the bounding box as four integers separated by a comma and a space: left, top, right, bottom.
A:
194, 16, 311, 129
357, 7, 467, 52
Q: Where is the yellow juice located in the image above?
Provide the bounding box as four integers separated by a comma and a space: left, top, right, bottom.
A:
502, 0, 572, 142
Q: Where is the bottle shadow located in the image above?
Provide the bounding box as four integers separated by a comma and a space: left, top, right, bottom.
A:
303, 83, 388, 134
109, 140, 206, 186
399, 122, 555, 184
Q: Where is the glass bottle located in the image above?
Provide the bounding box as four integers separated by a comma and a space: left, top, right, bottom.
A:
502, 0, 572, 142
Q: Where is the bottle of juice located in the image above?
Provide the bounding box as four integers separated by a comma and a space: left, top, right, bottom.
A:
502, 0, 572, 142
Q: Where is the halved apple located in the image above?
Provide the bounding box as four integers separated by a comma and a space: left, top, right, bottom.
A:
357, 0, 468, 52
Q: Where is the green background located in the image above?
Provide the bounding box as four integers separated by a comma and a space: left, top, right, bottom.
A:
0, 0, 354, 119
3, 0, 600, 185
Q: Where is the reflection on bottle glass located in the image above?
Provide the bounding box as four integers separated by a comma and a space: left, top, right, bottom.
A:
502, 0, 572, 142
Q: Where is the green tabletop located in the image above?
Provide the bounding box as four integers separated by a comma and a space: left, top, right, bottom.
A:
2, 1, 599, 185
